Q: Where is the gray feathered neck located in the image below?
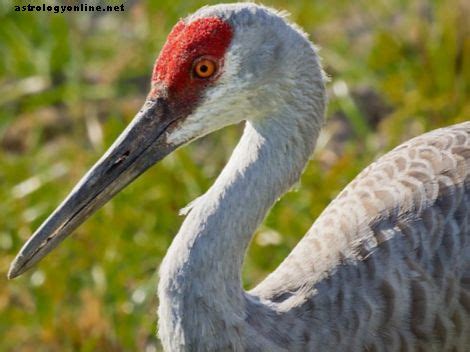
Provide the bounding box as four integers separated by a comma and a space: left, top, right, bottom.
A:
157, 4, 326, 351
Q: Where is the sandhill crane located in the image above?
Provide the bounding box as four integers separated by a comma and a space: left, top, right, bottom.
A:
8, 3, 470, 351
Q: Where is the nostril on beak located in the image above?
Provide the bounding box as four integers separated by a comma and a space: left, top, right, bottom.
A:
107, 150, 130, 173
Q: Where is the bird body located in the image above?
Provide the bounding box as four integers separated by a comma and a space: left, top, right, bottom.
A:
159, 118, 470, 351
9, 3, 469, 351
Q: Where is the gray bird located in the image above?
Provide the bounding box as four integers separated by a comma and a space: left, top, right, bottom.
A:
8, 3, 470, 351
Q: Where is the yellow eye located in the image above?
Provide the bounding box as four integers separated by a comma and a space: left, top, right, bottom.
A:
193, 58, 217, 78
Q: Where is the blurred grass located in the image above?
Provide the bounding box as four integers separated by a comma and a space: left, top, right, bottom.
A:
0, 0, 468, 350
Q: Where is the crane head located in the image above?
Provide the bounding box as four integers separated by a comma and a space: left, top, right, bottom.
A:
8, 4, 322, 279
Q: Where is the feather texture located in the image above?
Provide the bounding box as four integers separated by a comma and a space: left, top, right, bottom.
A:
252, 122, 470, 351
155, 4, 470, 351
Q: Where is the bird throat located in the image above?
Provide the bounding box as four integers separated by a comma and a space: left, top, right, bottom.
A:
157, 114, 321, 349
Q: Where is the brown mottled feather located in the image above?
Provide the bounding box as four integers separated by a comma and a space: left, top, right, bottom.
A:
251, 122, 470, 351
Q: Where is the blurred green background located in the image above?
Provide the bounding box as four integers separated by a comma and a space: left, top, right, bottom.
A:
0, 0, 468, 350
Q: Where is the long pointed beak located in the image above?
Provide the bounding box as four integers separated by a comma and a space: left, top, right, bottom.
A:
8, 97, 179, 279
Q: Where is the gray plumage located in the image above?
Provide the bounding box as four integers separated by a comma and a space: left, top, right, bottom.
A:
8, 3, 469, 352
158, 4, 470, 351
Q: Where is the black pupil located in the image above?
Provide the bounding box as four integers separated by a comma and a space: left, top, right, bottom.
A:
200, 64, 208, 73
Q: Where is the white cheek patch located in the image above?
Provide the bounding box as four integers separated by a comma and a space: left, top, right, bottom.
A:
165, 47, 252, 146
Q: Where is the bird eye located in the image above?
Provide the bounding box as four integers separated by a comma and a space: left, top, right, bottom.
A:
193, 58, 217, 78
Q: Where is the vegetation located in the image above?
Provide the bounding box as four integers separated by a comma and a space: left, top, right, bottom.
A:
0, 0, 468, 350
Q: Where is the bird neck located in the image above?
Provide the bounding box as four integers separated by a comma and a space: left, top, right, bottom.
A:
158, 102, 323, 348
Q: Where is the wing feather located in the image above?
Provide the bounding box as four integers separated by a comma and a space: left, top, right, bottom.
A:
253, 121, 469, 304
248, 122, 469, 349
